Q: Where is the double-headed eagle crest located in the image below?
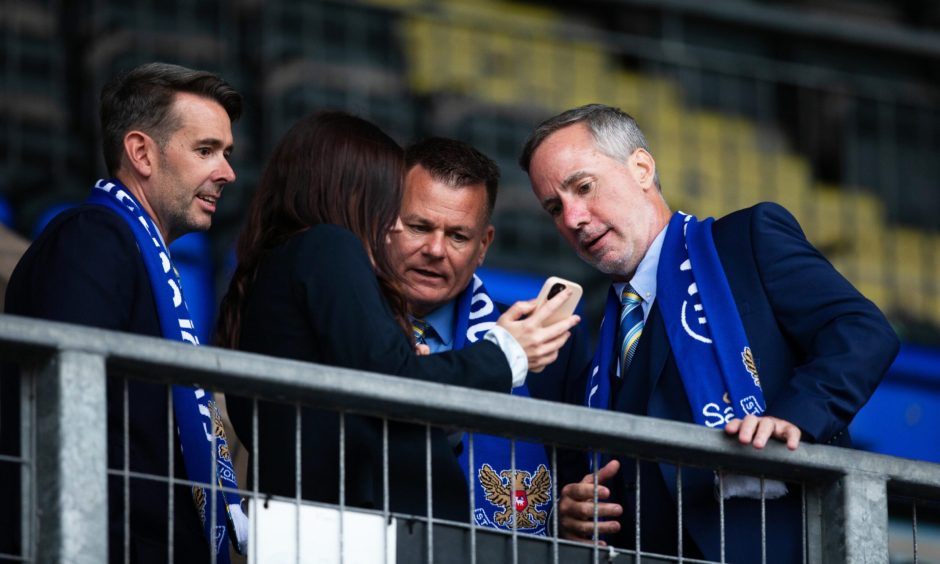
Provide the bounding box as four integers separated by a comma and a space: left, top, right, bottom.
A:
478, 463, 551, 529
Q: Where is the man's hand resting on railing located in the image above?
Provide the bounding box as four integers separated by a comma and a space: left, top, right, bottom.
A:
557, 459, 624, 545
724, 414, 802, 450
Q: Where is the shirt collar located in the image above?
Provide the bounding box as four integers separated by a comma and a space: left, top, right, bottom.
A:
613, 223, 668, 318
418, 299, 456, 349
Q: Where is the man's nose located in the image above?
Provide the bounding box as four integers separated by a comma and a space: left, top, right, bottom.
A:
216, 158, 236, 184
562, 202, 589, 230
422, 232, 445, 257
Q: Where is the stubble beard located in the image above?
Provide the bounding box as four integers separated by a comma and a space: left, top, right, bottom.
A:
580, 238, 638, 280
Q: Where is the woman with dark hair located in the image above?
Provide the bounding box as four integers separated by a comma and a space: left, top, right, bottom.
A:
217, 111, 577, 521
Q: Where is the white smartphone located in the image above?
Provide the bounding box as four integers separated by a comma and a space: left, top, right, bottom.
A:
533, 276, 583, 326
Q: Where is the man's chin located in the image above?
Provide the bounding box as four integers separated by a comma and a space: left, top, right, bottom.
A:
406, 291, 448, 316
578, 251, 624, 276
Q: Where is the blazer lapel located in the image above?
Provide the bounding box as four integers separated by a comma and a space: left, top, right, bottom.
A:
643, 303, 670, 400
611, 302, 671, 416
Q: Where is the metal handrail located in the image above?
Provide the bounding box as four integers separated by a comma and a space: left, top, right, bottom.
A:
2, 313, 938, 562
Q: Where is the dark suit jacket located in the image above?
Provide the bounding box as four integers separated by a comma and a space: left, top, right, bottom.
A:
491, 300, 591, 407
603, 203, 899, 562
226, 224, 512, 522
3, 205, 210, 563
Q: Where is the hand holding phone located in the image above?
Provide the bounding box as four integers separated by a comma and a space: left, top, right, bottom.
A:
496, 276, 582, 373
533, 276, 583, 326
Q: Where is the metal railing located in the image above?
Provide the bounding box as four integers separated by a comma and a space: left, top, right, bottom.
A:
1, 313, 939, 563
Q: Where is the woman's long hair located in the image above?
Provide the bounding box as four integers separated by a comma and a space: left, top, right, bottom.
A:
215, 111, 408, 349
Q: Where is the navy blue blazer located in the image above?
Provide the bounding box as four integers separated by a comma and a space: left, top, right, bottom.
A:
3, 205, 210, 563
606, 202, 899, 562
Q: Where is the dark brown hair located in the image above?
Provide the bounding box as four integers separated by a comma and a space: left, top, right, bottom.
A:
404, 137, 500, 221
215, 111, 407, 349
100, 62, 242, 175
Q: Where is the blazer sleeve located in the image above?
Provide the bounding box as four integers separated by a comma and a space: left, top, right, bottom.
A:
6, 208, 146, 331
292, 225, 511, 393
747, 202, 899, 443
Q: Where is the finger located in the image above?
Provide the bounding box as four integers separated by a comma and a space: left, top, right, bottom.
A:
561, 514, 622, 540
527, 327, 574, 371
526, 330, 572, 368
560, 498, 624, 521
724, 418, 741, 436
539, 312, 580, 340
598, 459, 621, 482
530, 319, 580, 355
528, 346, 561, 373
564, 482, 611, 502
735, 415, 760, 445
501, 299, 537, 321
751, 417, 778, 449
579, 459, 621, 486
540, 330, 571, 353
414, 344, 430, 356
778, 423, 802, 450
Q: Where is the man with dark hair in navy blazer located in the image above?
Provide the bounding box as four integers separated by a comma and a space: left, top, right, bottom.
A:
5, 62, 243, 562
518, 103, 899, 562
389, 137, 589, 532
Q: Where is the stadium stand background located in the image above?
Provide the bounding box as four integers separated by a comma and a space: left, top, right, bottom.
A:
2, 0, 939, 466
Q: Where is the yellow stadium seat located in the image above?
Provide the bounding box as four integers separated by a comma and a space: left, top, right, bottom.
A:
387, 0, 933, 333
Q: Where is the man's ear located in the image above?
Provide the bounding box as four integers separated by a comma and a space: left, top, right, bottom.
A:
477, 224, 496, 266
122, 131, 156, 178
630, 148, 657, 190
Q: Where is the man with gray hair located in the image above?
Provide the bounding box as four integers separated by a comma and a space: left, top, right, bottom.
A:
6, 62, 245, 562
519, 103, 897, 561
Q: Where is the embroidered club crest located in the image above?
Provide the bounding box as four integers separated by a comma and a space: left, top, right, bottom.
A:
478, 463, 551, 529
192, 485, 207, 525
740, 395, 764, 415
741, 347, 761, 388
209, 400, 231, 462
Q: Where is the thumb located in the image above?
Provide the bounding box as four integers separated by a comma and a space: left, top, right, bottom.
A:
598, 459, 621, 482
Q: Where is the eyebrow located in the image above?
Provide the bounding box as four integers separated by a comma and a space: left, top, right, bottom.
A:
561, 170, 591, 190
402, 213, 473, 233
540, 170, 591, 209
195, 137, 235, 153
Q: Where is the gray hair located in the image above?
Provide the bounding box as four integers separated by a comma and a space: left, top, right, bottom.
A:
519, 103, 660, 189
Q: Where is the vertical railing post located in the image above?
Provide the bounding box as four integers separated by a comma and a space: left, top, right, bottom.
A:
19, 367, 36, 560
819, 473, 888, 563
33, 349, 108, 563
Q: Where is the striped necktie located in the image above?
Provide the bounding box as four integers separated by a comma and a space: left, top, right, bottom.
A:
619, 284, 645, 377
412, 317, 431, 346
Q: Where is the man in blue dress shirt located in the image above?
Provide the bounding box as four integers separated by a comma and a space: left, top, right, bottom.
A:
389, 137, 589, 534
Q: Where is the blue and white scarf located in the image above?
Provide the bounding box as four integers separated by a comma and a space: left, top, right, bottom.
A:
586, 211, 766, 428
658, 212, 766, 425
585, 212, 785, 498
88, 179, 247, 558
454, 275, 553, 535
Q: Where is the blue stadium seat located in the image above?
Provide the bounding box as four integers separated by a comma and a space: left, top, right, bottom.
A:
169, 232, 215, 345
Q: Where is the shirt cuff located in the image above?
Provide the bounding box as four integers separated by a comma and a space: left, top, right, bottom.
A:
483, 326, 529, 388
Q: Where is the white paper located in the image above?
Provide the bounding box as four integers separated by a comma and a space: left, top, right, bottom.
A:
247, 499, 396, 564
